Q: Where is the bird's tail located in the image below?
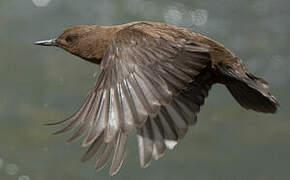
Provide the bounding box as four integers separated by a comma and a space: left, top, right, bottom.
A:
217, 58, 279, 113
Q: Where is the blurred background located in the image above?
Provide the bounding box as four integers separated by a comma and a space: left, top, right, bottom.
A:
0, 0, 289, 179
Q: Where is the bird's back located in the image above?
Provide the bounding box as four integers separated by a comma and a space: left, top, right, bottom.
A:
113, 21, 236, 67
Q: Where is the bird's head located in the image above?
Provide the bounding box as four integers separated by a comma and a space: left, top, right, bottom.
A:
35, 25, 113, 64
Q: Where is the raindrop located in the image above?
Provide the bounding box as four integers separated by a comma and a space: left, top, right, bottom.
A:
180, 11, 194, 27
5, 163, 19, 175
18, 175, 30, 180
0, 158, 4, 169
163, 6, 183, 25
191, 9, 208, 26
32, 0, 51, 7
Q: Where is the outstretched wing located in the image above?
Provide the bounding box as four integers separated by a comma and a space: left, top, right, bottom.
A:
137, 72, 213, 167
50, 26, 211, 175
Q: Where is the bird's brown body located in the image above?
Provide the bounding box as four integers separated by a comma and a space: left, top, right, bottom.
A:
57, 22, 234, 66
35, 21, 278, 175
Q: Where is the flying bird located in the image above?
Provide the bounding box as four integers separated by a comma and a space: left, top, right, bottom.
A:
35, 21, 279, 176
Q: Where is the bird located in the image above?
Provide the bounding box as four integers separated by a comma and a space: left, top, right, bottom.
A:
35, 21, 279, 176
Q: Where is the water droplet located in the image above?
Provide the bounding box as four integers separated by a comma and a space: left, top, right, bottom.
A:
180, 11, 194, 27
32, 0, 51, 7
18, 175, 30, 180
163, 6, 183, 25
191, 9, 208, 26
5, 163, 19, 175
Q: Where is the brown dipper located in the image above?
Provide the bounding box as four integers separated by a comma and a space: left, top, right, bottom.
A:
35, 21, 279, 176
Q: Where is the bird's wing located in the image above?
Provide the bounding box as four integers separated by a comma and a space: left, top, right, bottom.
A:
50, 26, 211, 175
137, 71, 213, 168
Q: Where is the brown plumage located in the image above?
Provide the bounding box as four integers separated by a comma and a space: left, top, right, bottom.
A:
35, 21, 279, 175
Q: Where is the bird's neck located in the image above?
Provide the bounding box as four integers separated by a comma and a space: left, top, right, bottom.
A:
80, 25, 126, 64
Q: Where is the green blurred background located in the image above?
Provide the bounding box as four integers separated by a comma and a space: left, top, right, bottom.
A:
0, 0, 289, 179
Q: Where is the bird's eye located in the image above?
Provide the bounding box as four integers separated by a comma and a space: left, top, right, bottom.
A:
65, 35, 77, 42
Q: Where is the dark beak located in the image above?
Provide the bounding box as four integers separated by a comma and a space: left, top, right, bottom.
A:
34, 38, 57, 46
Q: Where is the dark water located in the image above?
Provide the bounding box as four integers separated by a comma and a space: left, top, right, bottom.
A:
0, 0, 289, 179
